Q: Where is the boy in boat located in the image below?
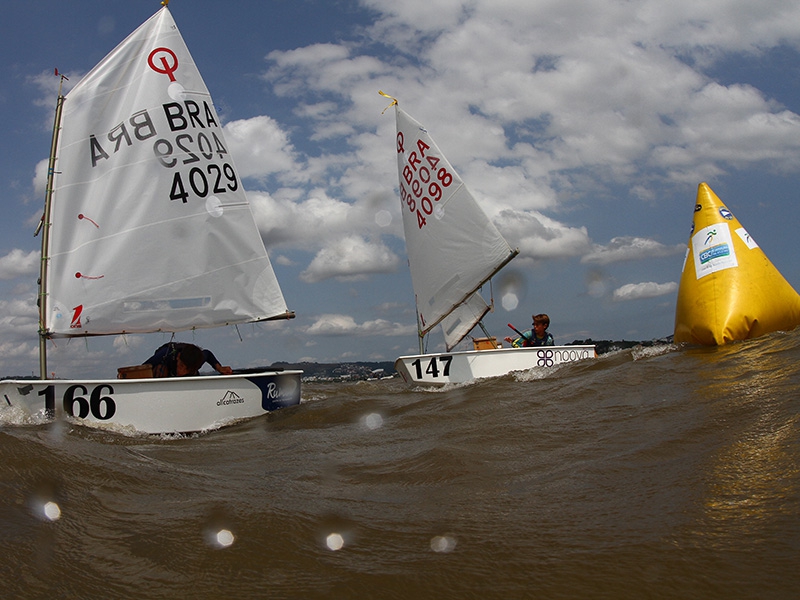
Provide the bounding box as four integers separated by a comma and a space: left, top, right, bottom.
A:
144, 342, 233, 377
504, 314, 555, 348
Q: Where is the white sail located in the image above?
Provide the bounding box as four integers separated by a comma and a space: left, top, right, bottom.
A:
440, 292, 491, 351
45, 7, 288, 337
394, 106, 517, 337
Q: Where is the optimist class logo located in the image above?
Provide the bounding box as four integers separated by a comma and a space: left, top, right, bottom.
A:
148, 47, 179, 81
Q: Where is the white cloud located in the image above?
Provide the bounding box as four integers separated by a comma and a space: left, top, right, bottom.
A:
582, 237, 685, 266
304, 313, 415, 336
33, 158, 49, 197
245, 181, 403, 281
262, 0, 800, 193
300, 236, 399, 282
111, 334, 146, 357
613, 281, 678, 301
0, 340, 37, 360
248, 189, 396, 249
0, 297, 39, 374
223, 116, 299, 180
0, 250, 39, 280
274, 255, 295, 267
495, 210, 592, 259
248, 0, 800, 289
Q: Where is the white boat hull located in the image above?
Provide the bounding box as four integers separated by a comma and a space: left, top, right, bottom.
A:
395, 345, 596, 386
0, 370, 302, 435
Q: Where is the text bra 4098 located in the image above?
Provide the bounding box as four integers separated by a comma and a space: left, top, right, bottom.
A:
397, 132, 454, 229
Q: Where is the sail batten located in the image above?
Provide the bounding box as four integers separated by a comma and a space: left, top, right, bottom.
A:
44, 7, 289, 338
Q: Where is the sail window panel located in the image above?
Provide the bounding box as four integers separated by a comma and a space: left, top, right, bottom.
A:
123, 297, 212, 312
441, 292, 491, 351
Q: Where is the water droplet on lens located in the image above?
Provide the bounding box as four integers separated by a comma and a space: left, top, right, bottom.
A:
430, 535, 456, 553
43, 501, 61, 521
168, 82, 187, 101
375, 210, 392, 227
216, 529, 235, 547
363, 413, 383, 430
326, 532, 345, 551
501, 292, 519, 311
206, 195, 223, 217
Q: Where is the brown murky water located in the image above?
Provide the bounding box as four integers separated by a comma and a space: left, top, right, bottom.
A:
2, 332, 799, 599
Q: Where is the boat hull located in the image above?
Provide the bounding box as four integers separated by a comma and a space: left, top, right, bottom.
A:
395, 345, 596, 386
0, 371, 302, 434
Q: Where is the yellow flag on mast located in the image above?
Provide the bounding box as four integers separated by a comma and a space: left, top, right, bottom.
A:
674, 182, 800, 345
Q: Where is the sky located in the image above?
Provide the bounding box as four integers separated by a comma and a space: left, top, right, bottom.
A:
2, 0, 800, 378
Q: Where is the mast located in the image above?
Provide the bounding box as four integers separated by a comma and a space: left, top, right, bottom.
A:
37, 72, 67, 380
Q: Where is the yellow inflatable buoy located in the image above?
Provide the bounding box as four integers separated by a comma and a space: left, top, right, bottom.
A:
674, 182, 800, 345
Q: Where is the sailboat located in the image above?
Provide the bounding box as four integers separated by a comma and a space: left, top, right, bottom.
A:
0, 2, 301, 434
384, 95, 595, 386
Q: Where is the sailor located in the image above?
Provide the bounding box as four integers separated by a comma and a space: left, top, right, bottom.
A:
144, 342, 233, 377
505, 314, 555, 348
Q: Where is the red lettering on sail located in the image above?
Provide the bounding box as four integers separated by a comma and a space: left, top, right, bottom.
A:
148, 47, 179, 82
398, 132, 454, 229
70, 305, 83, 329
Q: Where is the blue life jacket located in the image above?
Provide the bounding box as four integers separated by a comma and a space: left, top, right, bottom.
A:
511, 331, 554, 348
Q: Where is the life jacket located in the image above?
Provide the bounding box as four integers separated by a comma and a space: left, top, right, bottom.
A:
511, 331, 554, 347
